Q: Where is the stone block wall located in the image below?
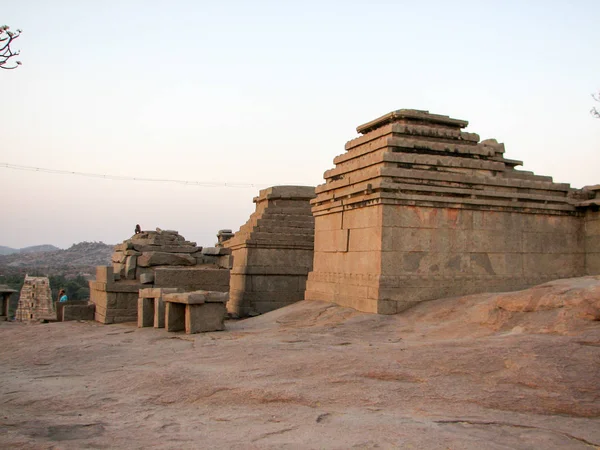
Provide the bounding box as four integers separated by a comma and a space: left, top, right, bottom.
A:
90, 229, 231, 324
305, 109, 595, 314
224, 185, 315, 316
581, 186, 600, 275
90, 268, 141, 323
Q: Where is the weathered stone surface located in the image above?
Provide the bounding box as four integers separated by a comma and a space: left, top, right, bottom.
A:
139, 272, 154, 284
132, 245, 201, 253
201, 247, 230, 256
185, 303, 226, 333
224, 185, 315, 316
153, 267, 229, 291
61, 304, 95, 321
5, 278, 599, 449
154, 298, 165, 328
164, 290, 228, 305
125, 255, 137, 280
137, 252, 196, 267
165, 302, 186, 332
305, 109, 597, 314
137, 297, 154, 328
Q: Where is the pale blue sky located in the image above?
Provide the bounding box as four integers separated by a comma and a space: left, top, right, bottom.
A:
1, 0, 599, 248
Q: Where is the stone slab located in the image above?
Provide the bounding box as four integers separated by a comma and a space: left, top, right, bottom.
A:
165, 302, 185, 332
164, 290, 228, 305
185, 303, 226, 333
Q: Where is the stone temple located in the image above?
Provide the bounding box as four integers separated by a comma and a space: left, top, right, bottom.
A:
304, 109, 600, 314
15, 275, 54, 321
85, 108, 599, 324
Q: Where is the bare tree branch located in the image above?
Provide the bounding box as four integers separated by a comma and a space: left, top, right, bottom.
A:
0, 25, 22, 70
592, 92, 600, 119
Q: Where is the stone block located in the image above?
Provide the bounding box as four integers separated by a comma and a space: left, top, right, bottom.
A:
113, 263, 125, 278
95, 266, 114, 284
251, 275, 300, 293
112, 252, 126, 264
390, 228, 432, 252
348, 227, 385, 252
165, 302, 186, 332
523, 253, 584, 278
132, 244, 201, 253
314, 212, 342, 231
125, 255, 137, 280
585, 235, 600, 253
137, 252, 196, 267
344, 251, 381, 275
314, 229, 349, 253
586, 253, 600, 275
95, 311, 109, 324
138, 297, 154, 327
186, 303, 226, 333
218, 254, 233, 269
585, 218, 600, 236
92, 291, 118, 309
140, 272, 154, 284
311, 251, 343, 273
59, 302, 94, 321
154, 297, 166, 328
113, 243, 128, 252
154, 267, 230, 290
202, 247, 230, 256
469, 229, 522, 253
164, 290, 228, 305
116, 292, 138, 310
229, 274, 253, 292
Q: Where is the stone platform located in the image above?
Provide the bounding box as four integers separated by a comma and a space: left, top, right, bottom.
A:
305, 109, 599, 314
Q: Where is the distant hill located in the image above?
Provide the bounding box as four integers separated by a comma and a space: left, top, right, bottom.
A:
0, 246, 17, 255
0, 241, 114, 278
0, 244, 61, 255
19, 244, 61, 254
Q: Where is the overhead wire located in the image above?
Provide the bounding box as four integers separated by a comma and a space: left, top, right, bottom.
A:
0, 162, 274, 188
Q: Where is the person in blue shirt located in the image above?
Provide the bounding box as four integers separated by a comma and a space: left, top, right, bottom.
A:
58, 289, 68, 303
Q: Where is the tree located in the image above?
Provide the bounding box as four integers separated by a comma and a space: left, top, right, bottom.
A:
0, 25, 21, 69
592, 91, 600, 119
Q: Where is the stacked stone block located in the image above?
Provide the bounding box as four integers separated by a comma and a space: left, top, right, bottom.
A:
305, 109, 593, 314
15, 275, 55, 321
578, 185, 600, 275
111, 229, 201, 283
90, 229, 231, 324
224, 186, 315, 316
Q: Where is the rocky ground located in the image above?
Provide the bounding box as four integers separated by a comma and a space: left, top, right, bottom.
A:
1, 276, 599, 449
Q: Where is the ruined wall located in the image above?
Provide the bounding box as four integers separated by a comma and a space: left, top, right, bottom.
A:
224, 186, 315, 316
15, 275, 54, 321
90, 229, 230, 324
305, 109, 590, 314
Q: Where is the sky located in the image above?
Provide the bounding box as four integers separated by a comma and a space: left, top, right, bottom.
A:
1, 0, 599, 249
